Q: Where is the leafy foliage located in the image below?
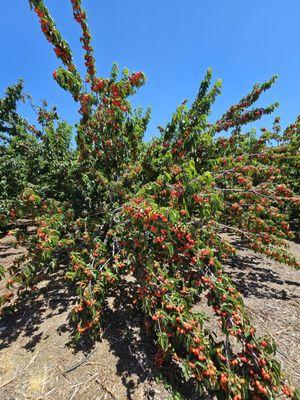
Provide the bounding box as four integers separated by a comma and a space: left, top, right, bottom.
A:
0, 82, 76, 225
0, 1, 299, 399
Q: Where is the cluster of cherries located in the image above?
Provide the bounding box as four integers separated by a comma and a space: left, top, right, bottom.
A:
120, 198, 296, 399
33, 4, 75, 71
70, 0, 96, 79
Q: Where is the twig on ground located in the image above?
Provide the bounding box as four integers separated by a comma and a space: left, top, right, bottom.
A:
63, 351, 94, 374
95, 378, 120, 400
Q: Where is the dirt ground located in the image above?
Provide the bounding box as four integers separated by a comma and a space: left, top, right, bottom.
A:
0, 232, 299, 400
224, 235, 300, 388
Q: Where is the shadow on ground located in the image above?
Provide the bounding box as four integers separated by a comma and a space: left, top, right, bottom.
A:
224, 237, 300, 300
0, 272, 73, 352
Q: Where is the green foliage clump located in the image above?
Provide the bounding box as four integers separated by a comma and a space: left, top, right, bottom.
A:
0, 1, 299, 399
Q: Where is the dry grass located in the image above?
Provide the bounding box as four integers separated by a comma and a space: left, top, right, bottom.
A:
0, 351, 16, 377
247, 300, 300, 387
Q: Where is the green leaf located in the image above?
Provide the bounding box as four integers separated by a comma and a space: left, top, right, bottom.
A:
293, 388, 300, 400
158, 332, 169, 352
181, 363, 191, 381
0, 265, 5, 279
165, 243, 174, 258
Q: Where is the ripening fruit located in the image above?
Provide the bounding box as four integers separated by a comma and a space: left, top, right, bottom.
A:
220, 373, 228, 384
233, 395, 242, 400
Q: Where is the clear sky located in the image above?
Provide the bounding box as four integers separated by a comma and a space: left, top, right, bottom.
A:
1, 1, 299, 140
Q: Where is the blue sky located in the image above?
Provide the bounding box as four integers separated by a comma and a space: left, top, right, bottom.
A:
1, 0, 299, 140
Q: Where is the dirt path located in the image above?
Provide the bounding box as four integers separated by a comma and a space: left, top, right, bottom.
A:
0, 233, 299, 400
222, 234, 300, 388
